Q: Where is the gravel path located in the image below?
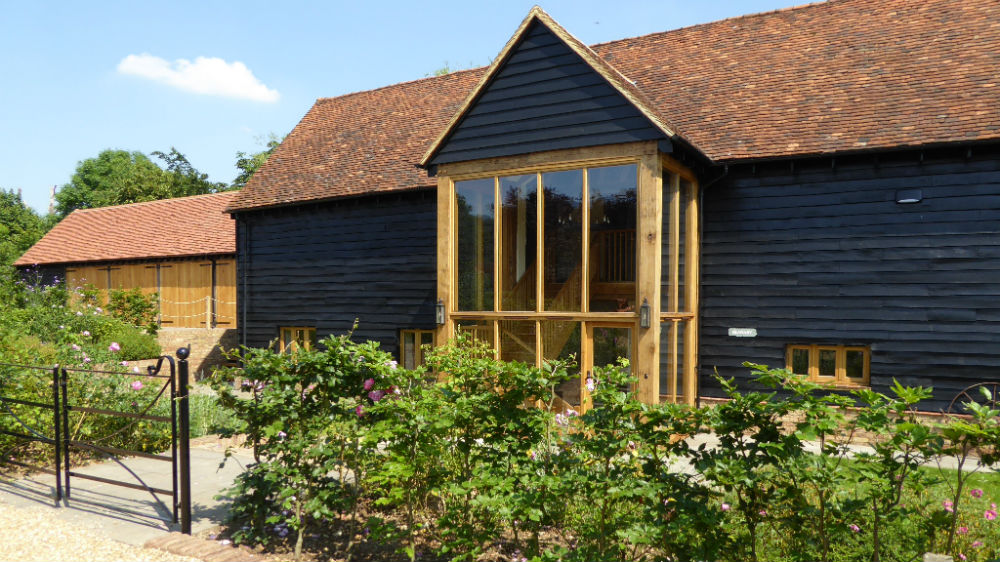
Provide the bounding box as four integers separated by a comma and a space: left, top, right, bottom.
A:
0, 500, 200, 562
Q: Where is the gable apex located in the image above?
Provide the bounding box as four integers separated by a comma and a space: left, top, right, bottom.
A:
419, 6, 680, 168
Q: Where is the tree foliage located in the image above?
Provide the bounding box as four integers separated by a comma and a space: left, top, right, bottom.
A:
54, 148, 229, 218
0, 189, 50, 268
233, 134, 282, 189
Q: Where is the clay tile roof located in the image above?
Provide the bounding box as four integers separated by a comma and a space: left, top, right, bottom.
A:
15, 191, 237, 267
595, 0, 1000, 161
229, 0, 1000, 212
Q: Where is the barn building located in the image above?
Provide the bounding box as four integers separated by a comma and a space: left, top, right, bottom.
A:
227, 0, 1000, 410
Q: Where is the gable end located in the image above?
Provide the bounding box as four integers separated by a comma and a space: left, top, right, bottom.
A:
428, 20, 665, 166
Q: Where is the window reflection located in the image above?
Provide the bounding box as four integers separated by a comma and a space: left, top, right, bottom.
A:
456, 179, 494, 311
588, 165, 637, 312
500, 175, 538, 311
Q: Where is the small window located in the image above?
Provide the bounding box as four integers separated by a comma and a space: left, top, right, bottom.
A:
280, 327, 316, 353
400, 329, 435, 370
786, 344, 870, 387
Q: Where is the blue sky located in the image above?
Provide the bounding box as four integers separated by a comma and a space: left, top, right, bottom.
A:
1, 0, 799, 214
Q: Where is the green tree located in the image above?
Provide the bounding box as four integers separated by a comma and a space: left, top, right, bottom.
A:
152, 147, 228, 197
0, 189, 50, 267
232, 134, 281, 189
0, 188, 52, 305
54, 148, 228, 218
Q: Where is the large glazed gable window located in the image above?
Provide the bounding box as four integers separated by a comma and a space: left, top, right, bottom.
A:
440, 144, 700, 408
454, 163, 638, 316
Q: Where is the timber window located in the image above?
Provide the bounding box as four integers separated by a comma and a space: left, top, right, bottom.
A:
787, 344, 870, 387
439, 145, 700, 408
400, 330, 435, 370
280, 327, 316, 353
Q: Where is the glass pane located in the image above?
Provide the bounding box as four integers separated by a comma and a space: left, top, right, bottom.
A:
458, 321, 495, 354
659, 321, 686, 403
542, 321, 581, 407
543, 169, 583, 311
501, 174, 538, 311
403, 332, 416, 370
588, 165, 637, 312
593, 326, 632, 372
791, 348, 809, 375
846, 350, 865, 380
819, 349, 836, 378
500, 320, 536, 365
456, 178, 495, 311
420, 332, 434, 347
678, 178, 692, 312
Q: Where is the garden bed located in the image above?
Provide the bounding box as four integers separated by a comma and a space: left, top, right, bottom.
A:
204, 335, 1000, 562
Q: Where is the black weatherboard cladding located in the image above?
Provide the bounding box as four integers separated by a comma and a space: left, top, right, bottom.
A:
428, 20, 663, 165
235, 190, 437, 357
698, 146, 1000, 410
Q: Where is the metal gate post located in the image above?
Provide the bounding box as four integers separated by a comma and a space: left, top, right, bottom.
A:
60, 367, 70, 499
51, 366, 62, 505
176, 347, 192, 534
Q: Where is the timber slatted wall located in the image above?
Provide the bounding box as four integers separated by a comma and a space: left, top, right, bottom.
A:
236, 190, 437, 356
698, 145, 1000, 410
428, 21, 662, 166
65, 258, 236, 328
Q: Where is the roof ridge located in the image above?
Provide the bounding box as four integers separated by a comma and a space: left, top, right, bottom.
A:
589, 0, 830, 49
313, 1, 835, 109
66, 190, 239, 216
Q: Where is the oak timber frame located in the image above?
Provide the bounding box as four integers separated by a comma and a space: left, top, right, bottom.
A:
436, 141, 700, 406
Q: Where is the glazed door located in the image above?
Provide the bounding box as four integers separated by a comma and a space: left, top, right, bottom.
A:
582, 323, 634, 411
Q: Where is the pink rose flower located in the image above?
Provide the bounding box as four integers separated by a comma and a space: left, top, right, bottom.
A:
849, 524, 860, 533
108, 342, 120, 352
131, 381, 143, 391
721, 503, 730, 512
363, 378, 375, 391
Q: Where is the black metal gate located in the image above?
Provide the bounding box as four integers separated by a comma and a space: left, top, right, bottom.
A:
0, 347, 192, 533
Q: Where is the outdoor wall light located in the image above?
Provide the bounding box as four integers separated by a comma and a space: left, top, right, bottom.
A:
435, 299, 445, 326
895, 189, 922, 204
639, 298, 651, 329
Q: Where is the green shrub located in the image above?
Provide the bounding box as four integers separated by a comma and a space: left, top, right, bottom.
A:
206, 334, 1000, 562
108, 288, 159, 334
102, 324, 161, 360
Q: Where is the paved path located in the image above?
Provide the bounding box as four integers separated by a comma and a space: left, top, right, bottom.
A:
0, 438, 257, 560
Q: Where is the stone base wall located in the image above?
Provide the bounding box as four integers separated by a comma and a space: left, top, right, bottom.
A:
155, 327, 238, 381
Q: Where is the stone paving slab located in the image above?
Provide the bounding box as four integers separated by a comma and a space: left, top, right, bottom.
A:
0, 441, 254, 548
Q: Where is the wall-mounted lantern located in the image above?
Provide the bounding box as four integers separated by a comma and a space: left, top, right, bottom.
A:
435, 299, 445, 326
639, 298, 651, 329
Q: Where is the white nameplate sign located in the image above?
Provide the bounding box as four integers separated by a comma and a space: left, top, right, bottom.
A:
728, 328, 757, 338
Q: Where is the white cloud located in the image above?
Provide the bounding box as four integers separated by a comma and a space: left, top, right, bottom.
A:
117, 53, 280, 103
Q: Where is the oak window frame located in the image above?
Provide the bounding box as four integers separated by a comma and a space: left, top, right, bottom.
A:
400, 329, 435, 370
279, 326, 316, 354
786, 344, 871, 387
